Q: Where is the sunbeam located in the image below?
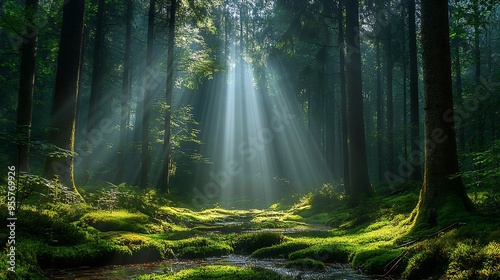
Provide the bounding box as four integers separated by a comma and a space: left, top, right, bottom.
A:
195, 40, 332, 208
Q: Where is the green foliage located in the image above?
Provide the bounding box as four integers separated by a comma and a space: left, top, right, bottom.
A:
284, 258, 325, 271
456, 140, 500, 215
308, 183, 343, 212
84, 183, 169, 217
0, 240, 43, 280
232, 231, 285, 254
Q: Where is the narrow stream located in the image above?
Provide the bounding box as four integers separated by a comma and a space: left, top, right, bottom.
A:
43, 255, 372, 279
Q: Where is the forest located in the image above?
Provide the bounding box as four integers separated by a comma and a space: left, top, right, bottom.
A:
0, 0, 499, 279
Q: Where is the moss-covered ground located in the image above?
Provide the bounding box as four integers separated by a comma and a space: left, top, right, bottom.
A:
0, 181, 498, 279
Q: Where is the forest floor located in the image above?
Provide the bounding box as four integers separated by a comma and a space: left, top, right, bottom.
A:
1, 182, 499, 279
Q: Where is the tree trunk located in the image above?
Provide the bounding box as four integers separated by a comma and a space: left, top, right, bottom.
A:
402, 2, 408, 162
414, 0, 475, 229
338, 1, 350, 194
16, 0, 38, 173
117, 0, 133, 183
87, 0, 106, 133
408, 0, 421, 181
160, 0, 177, 193
453, 38, 464, 151
140, 0, 155, 188
376, 38, 383, 182
385, 17, 394, 176
44, 0, 86, 201
345, 0, 372, 205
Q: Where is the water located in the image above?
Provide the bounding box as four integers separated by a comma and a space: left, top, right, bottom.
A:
43, 255, 372, 279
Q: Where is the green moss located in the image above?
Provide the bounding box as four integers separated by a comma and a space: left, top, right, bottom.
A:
174, 237, 233, 259
251, 241, 312, 258
284, 258, 325, 271
289, 243, 353, 263
80, 210, 167, 233
15, 208, 87, 246
445, 241, 500, 280
134, 265, 292, 280
233, 231, 285, 254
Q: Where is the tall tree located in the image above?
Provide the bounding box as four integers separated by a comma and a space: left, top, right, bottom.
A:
376, 37, 383, 182
140, 0, 156, 188
87, 0, 106, 133
385, 10, 394, 175
345, 0, 372, 204
160, 0, 177, 193
44, 0, 86, 200
338, 1, 350, 194
117, 0, 133, 182
15, 0, 38, 173
408, 0, 421, 180
414, 0, 475, 228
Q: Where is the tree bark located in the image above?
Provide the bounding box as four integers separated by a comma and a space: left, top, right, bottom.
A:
453, 38, 464, 151
16, 0, 38, 173
140, 0, 155, 188
408, 0, 421, 181
345, 0, 372, 204
117, 0, 133, 183
160, 0, 177, 193
337, 1, 350, 194
87, 0, 106, 133
385, 16, 394, 176
414, 0, 475, 228
44, 0, 86, 201
376, 38, 383, 182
